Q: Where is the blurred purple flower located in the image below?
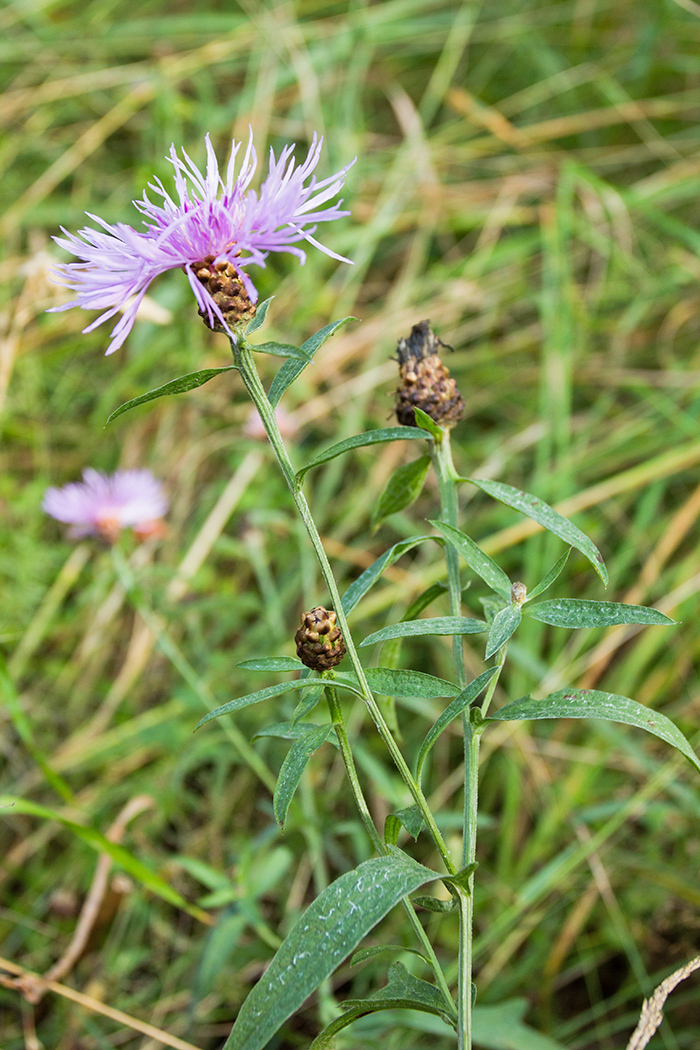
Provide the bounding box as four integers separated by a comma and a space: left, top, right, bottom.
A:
49, 132, 354, 354
43, 468, 168, 542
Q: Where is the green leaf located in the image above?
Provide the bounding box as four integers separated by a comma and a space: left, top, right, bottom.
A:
341, 536, 433, 615
350, 944, 428, 967
290, 685, 325, 726
237, 657, 305, 672
413, 406, 444, 441
268, 316, 356, 407
415, 668, 499, 784
372, 455, 431, 530
221, 854, 439, 1050
105, 367, 237, 425
248, 340, 310, 360
251, 722, 338, 747
524, 549, 571, 602
296, 428, 425, 483
365, 667, 460, 699
360, 616, 486, 647
430, 521, 511, 599
485, 604, 522, 659
413, 895, 456, 913
489, 689, 700, 775
465, 478, 608, 586
308, 963, 456, 1048
526, 599, 676, 629
0, 795, 210, 924
442, 862, 479, 896
385, 804, 424, 842
245, 297, 274, 335
195, 679, 329, 731
273, 724, 335, 829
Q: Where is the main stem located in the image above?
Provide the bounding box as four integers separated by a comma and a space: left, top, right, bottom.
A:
431, 430, 472, 1050
232, 339, 456, 875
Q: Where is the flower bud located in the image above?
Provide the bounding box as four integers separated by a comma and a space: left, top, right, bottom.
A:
511, 581, 527, 605
295, 606, 346, 671
394, 320, 465, 429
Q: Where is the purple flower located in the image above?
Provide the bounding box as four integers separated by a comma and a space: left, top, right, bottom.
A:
49, 132, 355, 355
43, 468, 168, 542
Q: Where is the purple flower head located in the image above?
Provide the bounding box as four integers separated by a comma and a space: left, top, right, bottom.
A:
43, 468, 169, 542
49, 132, 355, 355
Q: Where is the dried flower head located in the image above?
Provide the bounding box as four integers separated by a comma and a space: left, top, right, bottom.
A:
394, 320, 465, 429
43, 468, 168, 543
49, 133, 354, 354
295, 606, 346, 671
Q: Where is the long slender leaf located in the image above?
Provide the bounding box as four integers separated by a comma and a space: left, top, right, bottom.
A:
489, 689, 700, 775
364, 667, 459, 699
248, 340, 310, 360
237, 657, 305, 672
222, 853, 438, 1050
105, 367, 237, 424
268, 316, 356, 407
465, 478, 608, 585
430, 520, 511, 599
416, 668, 500, 783
273, 724, 336, 828
485, 604, 522, 659
244, 297, 273, 335
524, 549, 571, 602
360, 616, 486, 647
526, 599, 676, 629
309, 963, 456, 1047
296, 428, 425, 482
341, 535, 433, 615
195, 679, 327, 730
372, 455, 431, 529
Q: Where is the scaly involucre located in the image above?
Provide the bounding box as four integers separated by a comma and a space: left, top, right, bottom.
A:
50, 132, 354, 354
43, 468, 168, 539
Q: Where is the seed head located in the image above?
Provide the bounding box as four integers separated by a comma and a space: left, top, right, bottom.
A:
295, 606, 346, 671
394, 320, 465, 429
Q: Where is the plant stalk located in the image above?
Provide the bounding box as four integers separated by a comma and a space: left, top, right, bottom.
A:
232, 339, 456, 874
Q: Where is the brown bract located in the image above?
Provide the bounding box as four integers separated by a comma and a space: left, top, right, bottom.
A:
394, 320, 465, 429
192, 256, 256, 331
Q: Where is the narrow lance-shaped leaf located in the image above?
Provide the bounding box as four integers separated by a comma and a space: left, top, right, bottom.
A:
526, 599, 676, 629
413, 406, 444, 441
465, 477, 608, 586
365, 667, 460, 699
372, 455, 431, 530
245, 296, 274, 335
105, 367, 237, 425
273, 724, 336, 829
488, 689, 700, 776
296, 428, 425, 483
309, 963, 456, 1048
430, 520, 511, 600
246, 340, 310, 360
416, 667, 499, 784
485, 604, 522, 659
360, 616, 487, 647
221, 853, 439, 1050
195, 679, 328, 730
524, 549, 571, 603
268, 316, 356, 407
341, 535, 433, 615
237, 657, 305, 672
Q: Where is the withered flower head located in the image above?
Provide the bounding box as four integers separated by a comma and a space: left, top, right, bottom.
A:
295, 606, 346, 671
394, 320, 465, 429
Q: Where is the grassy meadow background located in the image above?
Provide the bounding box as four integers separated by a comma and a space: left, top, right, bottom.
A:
3, 0, 700, 1046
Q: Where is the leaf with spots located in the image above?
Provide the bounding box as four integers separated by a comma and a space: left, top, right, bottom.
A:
488, 689, 700, 775
221, 853, 438, 1050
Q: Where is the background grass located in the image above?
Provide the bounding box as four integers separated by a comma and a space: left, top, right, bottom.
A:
3, 0, 700, 1047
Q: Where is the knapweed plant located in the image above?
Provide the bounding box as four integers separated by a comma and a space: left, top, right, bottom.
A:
48, 133, 698, 1050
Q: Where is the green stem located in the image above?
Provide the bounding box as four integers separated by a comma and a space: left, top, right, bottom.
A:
324, 684, 456, 1020
431, 429, 473, 1050
232, 339, 456, 874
